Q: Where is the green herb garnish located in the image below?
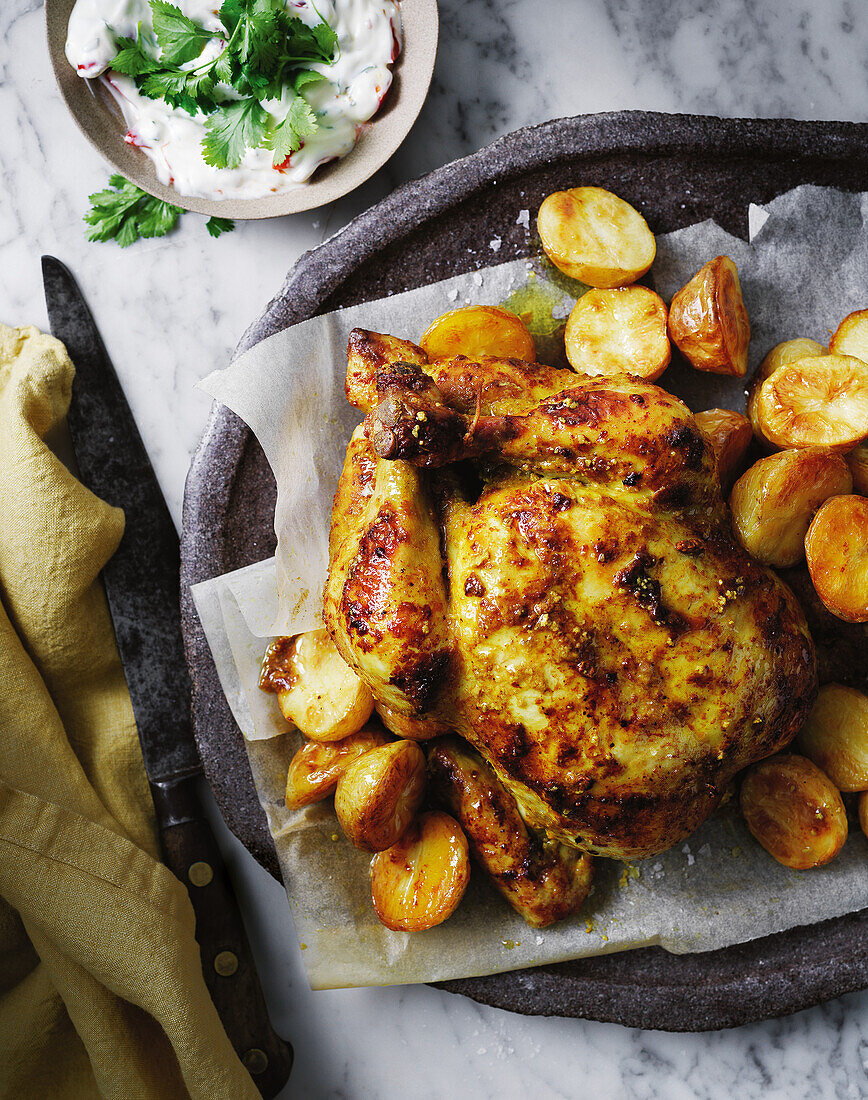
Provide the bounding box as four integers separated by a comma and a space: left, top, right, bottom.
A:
84, 174, 235, 246
109, 0, 338, 169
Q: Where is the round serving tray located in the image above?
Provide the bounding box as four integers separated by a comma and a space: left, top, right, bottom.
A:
180, 110, 868, 1031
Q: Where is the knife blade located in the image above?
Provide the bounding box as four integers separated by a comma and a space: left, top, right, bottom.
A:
42, 256, 293, 1098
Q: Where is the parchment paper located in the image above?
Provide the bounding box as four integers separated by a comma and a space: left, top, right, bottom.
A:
192, 184, 868, 990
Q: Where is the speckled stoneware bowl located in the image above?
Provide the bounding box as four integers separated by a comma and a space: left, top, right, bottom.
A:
45, 0, 438, 218
181, 111, 868, 1030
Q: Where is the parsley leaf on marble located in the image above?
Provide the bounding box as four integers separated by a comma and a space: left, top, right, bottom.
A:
84, 175, 235, 247
84, 176, 182, 246
206, 215, 236, 238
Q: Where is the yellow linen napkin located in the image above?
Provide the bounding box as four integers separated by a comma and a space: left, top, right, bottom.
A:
0, 325, 259, 1100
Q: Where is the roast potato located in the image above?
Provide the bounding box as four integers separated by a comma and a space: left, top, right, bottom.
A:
805, 495, 868, 622
797, 684, 868, 792
729, 449, 852, 568
845, 442, 868, 494
753, 354, 868, 450
667, 256, 750, 376
740, 754, 848, 870
563, 286, 670, 381
370, 811, 470, 931
374, 701, 450, 740
829, 308, 868, 363
420, 305, 536, 362
746, 339, 826, 448
694, 408, 752, 493
272, 628, 374, 741
285, 726, 389, 810
537, 186, 655, 287
334, 739, 427, 852
859, 792, 868, 839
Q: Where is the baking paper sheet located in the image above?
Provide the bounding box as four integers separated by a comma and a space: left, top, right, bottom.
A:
193, 184, 868, 990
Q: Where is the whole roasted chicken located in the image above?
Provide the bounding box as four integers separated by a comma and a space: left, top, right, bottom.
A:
324, 329, 817, 867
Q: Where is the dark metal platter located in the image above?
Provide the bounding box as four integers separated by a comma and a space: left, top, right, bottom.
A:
180, 111, 868, 1031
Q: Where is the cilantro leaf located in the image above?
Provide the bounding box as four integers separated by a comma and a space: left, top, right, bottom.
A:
84, 176, 181, 247
202, 97, 268, 168
206, 215, 235, 238
150, 0, 212, 65
103, 0, 341, 182
293, 69, 325, 94
110, 35, 161, 77
311, 20, 339, 59
269, 95, 317, 164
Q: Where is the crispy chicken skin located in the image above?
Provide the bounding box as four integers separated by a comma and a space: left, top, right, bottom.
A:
428, 737, 593, 927
325, 330, 817, 861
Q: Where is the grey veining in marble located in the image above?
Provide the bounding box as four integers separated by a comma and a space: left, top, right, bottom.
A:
3, 0, 868, 1096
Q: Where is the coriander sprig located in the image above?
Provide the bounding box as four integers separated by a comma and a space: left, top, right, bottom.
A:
84, 175, 234, 246
108, 0, 338, 169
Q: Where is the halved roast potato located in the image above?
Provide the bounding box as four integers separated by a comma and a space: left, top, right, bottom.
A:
753, 354, 868, 451
370, 811, 470, 931
746, 339, 826, 448
420, 305, 536, 362
564, 286, 670, 381
667, 255, 750, 376
537, 186, 655, 287
729, 449, 852, 568
740, 754, 848, 870
694, 408, 752, 492
829, 308, 868, 364
805, 494, 868, 622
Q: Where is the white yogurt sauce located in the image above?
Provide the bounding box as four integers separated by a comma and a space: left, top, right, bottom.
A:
66, 0, 401, 200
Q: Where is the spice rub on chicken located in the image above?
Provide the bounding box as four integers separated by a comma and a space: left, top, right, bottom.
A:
323, 329, 817, 861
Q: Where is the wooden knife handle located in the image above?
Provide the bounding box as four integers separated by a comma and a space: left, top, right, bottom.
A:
152, 776, 293, 1099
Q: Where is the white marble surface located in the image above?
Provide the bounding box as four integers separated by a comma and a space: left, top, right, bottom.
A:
2, 1, 868, 1097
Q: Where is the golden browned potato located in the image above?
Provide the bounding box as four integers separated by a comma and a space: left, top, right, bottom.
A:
537, 186, 655, 287
374, 701, 451, 741
370, 811, 470, 931
746, 339, 827, 448
274, 629, 374, 741
859, 792, 868, 839
285, 726, 389, 810
694, 408, 752, 493
797, 684, 868, 792
419, 305, 536, 362
729, 449, 853, 568
334, 739, 427, 852
740, 754, 848, 870
805, 495, 868, 622
846, 442, 868, 495
754, 355, 868, 451
829, 308, 868, 363
563, 287, 670, 381
667, 256, 750, 376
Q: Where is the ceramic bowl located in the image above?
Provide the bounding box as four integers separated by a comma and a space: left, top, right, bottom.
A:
45, 0, 438, 218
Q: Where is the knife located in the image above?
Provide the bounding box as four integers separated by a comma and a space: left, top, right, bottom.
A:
42, 256, 293, 1099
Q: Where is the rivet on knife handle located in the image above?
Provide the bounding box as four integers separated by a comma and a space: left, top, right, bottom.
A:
153, 777, 293, 1099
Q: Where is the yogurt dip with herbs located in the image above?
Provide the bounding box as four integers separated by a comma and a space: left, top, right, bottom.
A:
66, 0, 402, 200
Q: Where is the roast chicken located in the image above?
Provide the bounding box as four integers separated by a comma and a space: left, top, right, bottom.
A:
323, 329, 817, 862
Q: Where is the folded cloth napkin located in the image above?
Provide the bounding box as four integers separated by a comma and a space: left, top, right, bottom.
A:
0, 325, 259, 1100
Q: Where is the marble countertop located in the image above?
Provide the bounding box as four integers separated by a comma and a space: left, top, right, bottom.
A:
3, 1, 868, 1096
